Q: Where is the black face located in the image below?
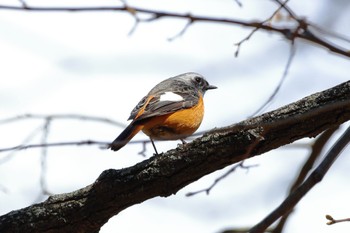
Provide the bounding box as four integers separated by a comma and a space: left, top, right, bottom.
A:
192, 76, 217, 92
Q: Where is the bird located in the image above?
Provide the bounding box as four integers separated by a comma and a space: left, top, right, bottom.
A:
109, 72, 217, 154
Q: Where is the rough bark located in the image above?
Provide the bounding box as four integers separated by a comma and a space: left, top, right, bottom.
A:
1, 81, 349, 233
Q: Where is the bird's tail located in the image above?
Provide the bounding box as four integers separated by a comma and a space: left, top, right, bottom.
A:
109, 122, 143, 151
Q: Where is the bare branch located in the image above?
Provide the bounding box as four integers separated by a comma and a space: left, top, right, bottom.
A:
235, 0, 291, 57
272, 126, 340, 233
186, 128, 264, 197
0, 138, 157, 153
234, 27, 259, 57
309, 23, 350, 44
168, 19, 193, 41
39, 118, 53, 197
128, 17, 140, 36
0, 114, 125, 128
249, 125, 350, 233
326, 214, 350, 225
0, 4, 348, 57
272, 0, 298, 20
186, 161, 258, 197
0, 125, 43, 164
0, 140, 109, 153
138, 141, 148, 157
233, 0, 242, 8
0, 113, 127, 155
18, 0, 27, 8
250, 43, 296, 116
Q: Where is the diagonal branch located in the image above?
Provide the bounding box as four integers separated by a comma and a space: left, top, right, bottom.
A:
0, 80, 349, 233
272, 126, 340, 233
250, 42, 296, 116
250, 125, 350, 233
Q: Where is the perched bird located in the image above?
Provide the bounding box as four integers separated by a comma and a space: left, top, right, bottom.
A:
109, 72, 217, 154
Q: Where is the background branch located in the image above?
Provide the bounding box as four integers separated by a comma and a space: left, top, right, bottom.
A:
0, 140, 110, 153
0, 114, 125, 127
249, 125, 350, 233
0, 3, 349, 58
272, 126, 340, 233
186, 161, 258, 197
326, 215, 350, 225
250, 43, 296, 116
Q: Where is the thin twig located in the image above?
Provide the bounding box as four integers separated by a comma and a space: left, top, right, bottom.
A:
138, 141, 148, 157
0, 114, 127, 155
0, 140, 110, 153
0, 138, 157, 153
128, 17, 140, 36
186, 161, 258, 196
39, 118, 53, 196
186, 128, 264, 197
233, 0, 243, 8
250, 125, 350, 233
234, 0, 290, 57
17, 0, 27, 8
326, 214, 350, 225
0, 112, 213, 154
308, 23, 350, 44
250, 42, 296, 116
0, 114, 125, 127
0, 125, 43, 164
168, 19, 193, 41
272, 0, 298, 20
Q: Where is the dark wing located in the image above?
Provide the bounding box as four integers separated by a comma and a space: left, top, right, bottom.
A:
128, 95, 148, 120
128, 77, 199, 121
128, 92, 199, 122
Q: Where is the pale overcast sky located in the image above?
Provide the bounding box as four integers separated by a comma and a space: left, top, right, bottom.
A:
1, 1, 350, 233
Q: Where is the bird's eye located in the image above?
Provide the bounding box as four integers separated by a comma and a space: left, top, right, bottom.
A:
194, 76, 202, 84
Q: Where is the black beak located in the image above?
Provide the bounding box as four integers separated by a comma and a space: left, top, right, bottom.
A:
206, 84, 217, 90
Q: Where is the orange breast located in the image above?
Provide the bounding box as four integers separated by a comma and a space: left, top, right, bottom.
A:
142, 96, 204, 140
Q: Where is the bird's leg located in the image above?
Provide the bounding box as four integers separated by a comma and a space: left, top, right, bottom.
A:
177, 139, 187, 148
150, 138, 159, 155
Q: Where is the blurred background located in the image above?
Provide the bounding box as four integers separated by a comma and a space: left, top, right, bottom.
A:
1, 0, 350, 232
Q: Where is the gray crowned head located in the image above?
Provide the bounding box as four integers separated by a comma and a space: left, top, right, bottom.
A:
148, 72, 217, 96
172, 72, 217, 95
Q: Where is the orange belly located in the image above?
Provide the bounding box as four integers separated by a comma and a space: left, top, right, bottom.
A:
142, 96, 204, 140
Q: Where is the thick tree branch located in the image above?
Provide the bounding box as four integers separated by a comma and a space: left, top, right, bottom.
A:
0, 81, 349, 233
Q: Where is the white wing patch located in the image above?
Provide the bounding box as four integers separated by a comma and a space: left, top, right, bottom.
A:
159, 92, 183, 102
